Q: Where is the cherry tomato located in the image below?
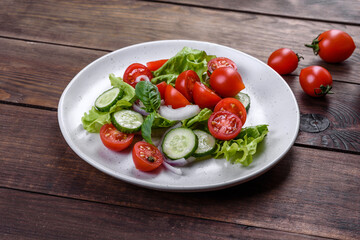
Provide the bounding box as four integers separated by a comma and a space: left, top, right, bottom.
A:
214, 98, 247, 125
209, 67, 245, 98
208, 110, 242, 140
146, 59, 168, 71
267, 48, 302, 75
305, 29, 356, 63
164, 84, 190, 109
100, 123, 134, 151
132, 141, 164, 172
192, 82, 222, 109
123, 63, 153, 88
299, 66, 333, 97
156, 81, 167, 99
207, 57, 237, 76
175, 70, 200, 102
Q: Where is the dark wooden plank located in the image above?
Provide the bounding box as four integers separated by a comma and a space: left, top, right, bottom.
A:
1, 38, 359, 153
154, 0, 360, 25
2, 188, 322, 240
0, 38, 105, 108
284, 75, 360, 153
0, 0, 359, 83
0, 104, 359, 239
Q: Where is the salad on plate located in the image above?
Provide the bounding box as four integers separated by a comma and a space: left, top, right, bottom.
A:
81, 47, 268, 174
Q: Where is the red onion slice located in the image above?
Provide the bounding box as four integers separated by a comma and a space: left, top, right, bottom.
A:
132, 101, 149, 116
159, 105, 200, 121
163, 161, 183, 175
135, 75, 150, 83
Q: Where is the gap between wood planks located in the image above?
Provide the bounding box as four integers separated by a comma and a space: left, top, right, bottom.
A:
140, 0, 360, 26
0, 185, 336, 240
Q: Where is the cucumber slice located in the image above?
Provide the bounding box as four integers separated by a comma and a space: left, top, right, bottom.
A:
111, 110, 144, 133
235, 92, 250, 111
192, 130, 216, 157
162, 128, 198, 160
95, 87, 123, 112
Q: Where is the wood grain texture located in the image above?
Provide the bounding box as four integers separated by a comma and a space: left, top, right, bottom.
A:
283, 75, 360, 153
1, 38, 359, 153
2, 188, 324, 240
0, 0, 359, 83
0, 104, 359, 239
0, 38, 105, 108
153, 0, 360, 24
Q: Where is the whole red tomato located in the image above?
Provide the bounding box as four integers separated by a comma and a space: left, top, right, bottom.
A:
299, 66, 333, 97
267, 48, 302, 75
305, 30, 356, 63
209, 67, 245, 97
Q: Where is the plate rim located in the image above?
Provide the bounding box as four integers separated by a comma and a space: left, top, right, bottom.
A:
58, 39, 300, 192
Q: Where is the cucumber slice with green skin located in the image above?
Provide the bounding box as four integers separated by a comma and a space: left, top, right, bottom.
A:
235, 92, 250, 111
95, 87, 123, 112
162, 127, 198, 160
111, 110, 144, 133
192, 130, 216, 157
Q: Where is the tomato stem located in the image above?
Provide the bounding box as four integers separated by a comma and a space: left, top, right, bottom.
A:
296, 53, 304, 62
305, 34, 321, 55
314, 85, 333, 96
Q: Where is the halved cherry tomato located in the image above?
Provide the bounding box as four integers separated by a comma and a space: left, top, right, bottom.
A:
146, 59, 168, 71
305, 29, 356, 63
214, 98, 247, 125
207, 57, 237, 76
267, 48, 301, 75
175, 70, 200, 102
299, 66, 333, 97
156, 81, 167, 99
123, 63, 153, 88
208, 110, 242, 140
209, 67, 245, 98
100, 123, 134, 151
192, 82, 221, 109
132, 141, 164, 172
164, 84, 190, 109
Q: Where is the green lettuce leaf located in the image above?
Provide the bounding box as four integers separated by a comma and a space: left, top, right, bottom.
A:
152, 113, 178, 128
151, 47, 216, 85
182, 108, 212, 129
81, 100, 132, 133
214, 125, 269, 166
109, 73, 136, 103
81, 74, 135, 133
81, 106, 111, 133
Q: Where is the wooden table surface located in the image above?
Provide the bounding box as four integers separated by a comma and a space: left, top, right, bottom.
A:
1, 0, 359, 239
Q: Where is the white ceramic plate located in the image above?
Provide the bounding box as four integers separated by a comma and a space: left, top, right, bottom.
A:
58, 40, 299, 192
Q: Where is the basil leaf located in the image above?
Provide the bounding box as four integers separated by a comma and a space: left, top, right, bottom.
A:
141, 112, 157, 144
135, 81, 161, 113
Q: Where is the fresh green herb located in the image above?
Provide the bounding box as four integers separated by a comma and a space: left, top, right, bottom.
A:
152, 113, 177, 128
214, 125, 269, 166
182, 108, 212, 129
135, 81, 161, 113
141, 112, 157, 144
